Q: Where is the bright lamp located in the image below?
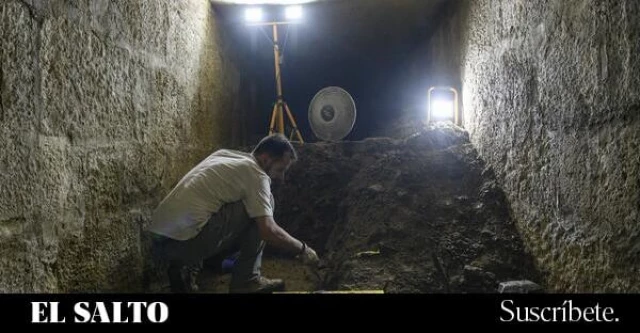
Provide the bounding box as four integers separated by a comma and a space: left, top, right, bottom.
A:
245, 8, 264, 22
285, 6, 303, 20
430, 99, 454, 120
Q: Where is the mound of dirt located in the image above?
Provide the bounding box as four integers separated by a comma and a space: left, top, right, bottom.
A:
271, 124, 541, 293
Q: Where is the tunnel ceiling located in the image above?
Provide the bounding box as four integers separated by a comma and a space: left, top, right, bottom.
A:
213, 0, 448, 63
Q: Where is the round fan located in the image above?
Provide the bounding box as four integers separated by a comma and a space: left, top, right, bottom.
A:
308, 87, 357, 141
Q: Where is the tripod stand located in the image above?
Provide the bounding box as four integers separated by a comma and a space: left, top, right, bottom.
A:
264, 23, 304, 143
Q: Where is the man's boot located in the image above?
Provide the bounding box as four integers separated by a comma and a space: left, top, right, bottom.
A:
168, 262, 200, 293
185, 263, 201, 292
168, 262, 187, 293
229, 276, 285, 293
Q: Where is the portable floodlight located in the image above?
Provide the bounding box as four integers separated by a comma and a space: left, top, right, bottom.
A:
244, 5, 306, 143
285, 5, 303, 20
427, 86, 460, 126
244, 7, 264, 23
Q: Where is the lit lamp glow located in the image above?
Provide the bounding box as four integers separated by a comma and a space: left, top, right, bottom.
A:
245, 7, 264, 23
430, 99, 454, 121
285, 5, 303, 20
427, 86, 460, 126
242, 4, 306, 142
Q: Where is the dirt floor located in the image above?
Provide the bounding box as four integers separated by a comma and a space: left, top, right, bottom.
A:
148, 258, 317, 293
177, 123, 542, 294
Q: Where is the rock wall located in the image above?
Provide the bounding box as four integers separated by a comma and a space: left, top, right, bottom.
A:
0, 0, 240, 292
453, 0, 640, 291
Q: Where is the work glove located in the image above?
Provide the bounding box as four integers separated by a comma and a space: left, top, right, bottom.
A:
297, 242, 320, 266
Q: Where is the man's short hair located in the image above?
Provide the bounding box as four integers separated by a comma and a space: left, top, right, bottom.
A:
252, 134, 298, 160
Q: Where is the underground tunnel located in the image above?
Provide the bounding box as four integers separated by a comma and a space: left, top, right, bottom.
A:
0, 0, 639, 295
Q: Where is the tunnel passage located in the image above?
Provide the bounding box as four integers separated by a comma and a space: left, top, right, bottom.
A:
201, 0, 640, 293
205, 0, 640, 293
1, 0, 639, 293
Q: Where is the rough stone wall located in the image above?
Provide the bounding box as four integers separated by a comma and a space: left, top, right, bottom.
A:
0, 0, 239, 292
458, 0, 640, 291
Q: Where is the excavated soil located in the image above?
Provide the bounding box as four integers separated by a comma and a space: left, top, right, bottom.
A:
189, 124, 541, 293
266, 124, 541, 293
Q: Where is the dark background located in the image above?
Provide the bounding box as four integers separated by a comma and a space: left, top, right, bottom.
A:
213, 0, 448, 144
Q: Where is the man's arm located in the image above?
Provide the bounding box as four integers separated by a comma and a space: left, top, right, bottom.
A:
254, 216, 305, 254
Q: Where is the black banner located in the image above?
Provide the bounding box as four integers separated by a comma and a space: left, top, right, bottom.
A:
0, 294, 638, 328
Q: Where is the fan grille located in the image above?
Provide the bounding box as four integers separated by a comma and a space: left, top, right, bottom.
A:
308, 87, 356, 141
